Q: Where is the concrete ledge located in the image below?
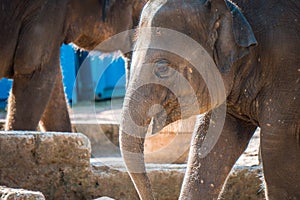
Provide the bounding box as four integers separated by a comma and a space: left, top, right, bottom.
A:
72, 122, 192, 163
91, 158, 186, 200
0, 120, 121, 157
92, 158, 264, 200
72, 122, 120, 157
94, 197, 115, 200
0, 131, 263, 200
0, 132, 96, 200
222, 166, 265, 200
0, 186, 45, 200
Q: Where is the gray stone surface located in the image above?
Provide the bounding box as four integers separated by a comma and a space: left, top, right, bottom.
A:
0, 99, 264, 199
92, 158, 264, 200
222, 167, 265, 200
92, 158, 186, 200
0, 186, 45, 200
94, 197, 115, 200
0, 132, 97, 200
0, 131, 263, 200
72, 122, 120, 157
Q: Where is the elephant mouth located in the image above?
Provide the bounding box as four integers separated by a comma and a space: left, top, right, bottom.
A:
148, 104, 182, 135
149, 115, 166, 135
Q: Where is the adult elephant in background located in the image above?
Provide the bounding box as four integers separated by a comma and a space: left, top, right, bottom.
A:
120, 0, 300, 199
0, 0, 147, 131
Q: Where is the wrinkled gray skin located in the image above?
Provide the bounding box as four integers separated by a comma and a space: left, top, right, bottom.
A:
120, 0, 300, 199
0, 0, 146, 131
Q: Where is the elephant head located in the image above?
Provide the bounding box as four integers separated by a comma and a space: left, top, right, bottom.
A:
120, 0, 257, 199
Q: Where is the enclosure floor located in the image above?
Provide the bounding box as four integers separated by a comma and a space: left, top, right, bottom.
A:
0, 99, 123, 123
0, 98, 260, 167
70, 98, 124, 124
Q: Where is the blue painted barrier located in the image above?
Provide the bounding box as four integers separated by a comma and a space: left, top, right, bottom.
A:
89, 54, 126, 100
60, 44, 77, 103
0, 78, 12, 109
0, 45, 126, 109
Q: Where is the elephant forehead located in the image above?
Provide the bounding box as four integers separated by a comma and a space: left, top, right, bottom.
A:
145, 2, 185, 28
139, 0, 210, 45
139, 0, 168, 27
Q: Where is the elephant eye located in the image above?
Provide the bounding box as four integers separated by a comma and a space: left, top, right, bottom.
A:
154, 59, 175, 79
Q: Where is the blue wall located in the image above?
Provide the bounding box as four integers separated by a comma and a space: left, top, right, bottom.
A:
89, 54, 126, 100
0, 78, 12, 109
0, 44, 126, 109
60, 44, 77, 103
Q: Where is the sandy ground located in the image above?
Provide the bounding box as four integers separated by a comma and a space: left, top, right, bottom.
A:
70, 98, 123, 123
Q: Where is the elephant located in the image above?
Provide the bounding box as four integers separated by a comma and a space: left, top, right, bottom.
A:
119, 0, 300, 199
0, 0, 146, 131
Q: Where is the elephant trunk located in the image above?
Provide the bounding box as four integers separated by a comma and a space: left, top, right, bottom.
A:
120, 128, 154, 200
119, 96, 155, 200
120, 83, 177, 199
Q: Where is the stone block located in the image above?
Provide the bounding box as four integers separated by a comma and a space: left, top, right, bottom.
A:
91, 158, 264, 200
0, 131, 264, 200
72, 122, 120, 157
0, 132, 97, 200
91, 158, 186, 200
73, 117, 196, 164
0, 186, 45, 200
94, 197, 115, 200
222, 167, 265, 199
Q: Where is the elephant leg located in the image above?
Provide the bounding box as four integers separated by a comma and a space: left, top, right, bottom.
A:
179, 111, 257, 199
5, 58, 59, 131
39, 68, 72, 132
260, 124, 300, 200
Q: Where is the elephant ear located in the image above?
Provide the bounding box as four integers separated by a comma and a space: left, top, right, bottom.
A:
224, 0, 257, 47
210, 0, 257, 72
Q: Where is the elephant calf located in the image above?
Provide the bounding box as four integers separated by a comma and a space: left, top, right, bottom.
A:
120, 0, 300, 199
0, 0, 146, 131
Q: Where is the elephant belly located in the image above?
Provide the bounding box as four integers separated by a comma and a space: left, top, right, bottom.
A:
0, 46, 15, 78
0, 2, 23, 78
0, 27, 19, 78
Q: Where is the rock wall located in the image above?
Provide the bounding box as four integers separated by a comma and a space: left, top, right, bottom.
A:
0, 186, 45, 200
0, 132, 97, 199
0, 132, 264, 200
